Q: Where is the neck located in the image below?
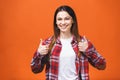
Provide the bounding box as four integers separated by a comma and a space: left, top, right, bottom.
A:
60, 32, 72, 39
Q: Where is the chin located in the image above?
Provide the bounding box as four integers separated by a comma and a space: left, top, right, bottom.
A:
61, 30, 69, 33
60, 29, 67, 32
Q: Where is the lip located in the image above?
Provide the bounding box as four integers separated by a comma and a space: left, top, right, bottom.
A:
60, 24, 68, 29
60, 26, 67, 29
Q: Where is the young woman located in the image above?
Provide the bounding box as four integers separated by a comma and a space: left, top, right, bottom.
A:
31, 5, 106, 80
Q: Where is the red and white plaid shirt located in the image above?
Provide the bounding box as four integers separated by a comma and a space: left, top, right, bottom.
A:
31, 36, 106, 80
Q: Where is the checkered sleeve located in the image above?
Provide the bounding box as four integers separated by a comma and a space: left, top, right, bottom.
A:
31, 51, 45, 73
31, 36, 54, 73
85, 40, 106, 70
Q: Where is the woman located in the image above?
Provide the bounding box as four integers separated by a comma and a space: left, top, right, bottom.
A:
31, 5, 106, 80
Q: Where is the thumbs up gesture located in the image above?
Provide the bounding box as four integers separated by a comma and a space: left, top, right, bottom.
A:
37, 39, 49, 55
78, 36, 88, 52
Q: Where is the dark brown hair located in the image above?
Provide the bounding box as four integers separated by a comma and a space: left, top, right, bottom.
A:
53, 5, 80, 39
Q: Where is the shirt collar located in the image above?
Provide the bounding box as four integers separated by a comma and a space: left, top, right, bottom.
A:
55, 35, 78, 44
71, 35, 78, 44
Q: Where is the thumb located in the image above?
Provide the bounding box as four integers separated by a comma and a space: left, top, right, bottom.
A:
81, 36, 87, 42
83, 36, 87, 41
39, 39, 43, 46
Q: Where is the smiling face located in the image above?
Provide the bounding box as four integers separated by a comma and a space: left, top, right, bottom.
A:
56, 11, 73, 33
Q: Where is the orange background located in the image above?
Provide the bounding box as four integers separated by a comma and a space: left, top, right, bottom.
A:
0, 0, 120, 80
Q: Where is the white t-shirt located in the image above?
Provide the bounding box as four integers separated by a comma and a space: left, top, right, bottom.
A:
58, 37, 78, 80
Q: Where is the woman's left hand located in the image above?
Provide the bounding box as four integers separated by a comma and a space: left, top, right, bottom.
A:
78, 36, 88, 52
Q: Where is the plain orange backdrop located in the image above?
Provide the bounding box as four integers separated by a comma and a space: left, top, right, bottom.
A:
0, 0, 120, 80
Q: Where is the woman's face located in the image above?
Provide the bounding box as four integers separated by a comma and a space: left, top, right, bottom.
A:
56, 11, 73, 33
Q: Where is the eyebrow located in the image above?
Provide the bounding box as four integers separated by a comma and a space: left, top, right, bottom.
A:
57, 16, 71, 18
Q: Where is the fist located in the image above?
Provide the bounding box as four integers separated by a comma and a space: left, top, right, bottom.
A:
78, 36, 88, 52
37, 39, 49, 55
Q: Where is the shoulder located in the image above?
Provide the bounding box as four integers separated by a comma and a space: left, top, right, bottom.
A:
78, 35, 94, 47
42, 35, 54, 45
76, 35, 84, 42
79, 35, 90, 42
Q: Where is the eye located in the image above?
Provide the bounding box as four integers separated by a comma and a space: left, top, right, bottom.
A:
57, 18, 62, 21
65, 17, 71, 20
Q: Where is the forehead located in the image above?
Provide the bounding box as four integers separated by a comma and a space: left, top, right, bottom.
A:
56, 11, 71, 18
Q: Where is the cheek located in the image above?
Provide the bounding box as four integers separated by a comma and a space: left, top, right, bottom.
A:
56, 22, 60, 27
56, 21, 60, 25
66, 20, 73, 24
56, 22, 61, 29
67, 21, 73, 27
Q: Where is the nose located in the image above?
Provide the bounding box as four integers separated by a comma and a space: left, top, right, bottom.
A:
61, 20, 65, 25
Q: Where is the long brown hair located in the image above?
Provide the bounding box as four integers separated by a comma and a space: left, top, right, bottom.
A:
53, 5, 80, 39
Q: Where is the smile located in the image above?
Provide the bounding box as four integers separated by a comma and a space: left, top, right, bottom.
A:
60, 24, 69, 29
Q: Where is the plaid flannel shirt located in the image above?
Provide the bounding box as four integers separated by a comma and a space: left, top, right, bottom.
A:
31, 36, 106, 80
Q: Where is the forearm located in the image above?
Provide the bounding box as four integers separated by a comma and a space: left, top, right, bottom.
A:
93, 55, 106, 70
31, 51, 44, 73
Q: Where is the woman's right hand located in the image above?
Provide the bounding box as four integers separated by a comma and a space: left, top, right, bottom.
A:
37, 39, 49, 56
